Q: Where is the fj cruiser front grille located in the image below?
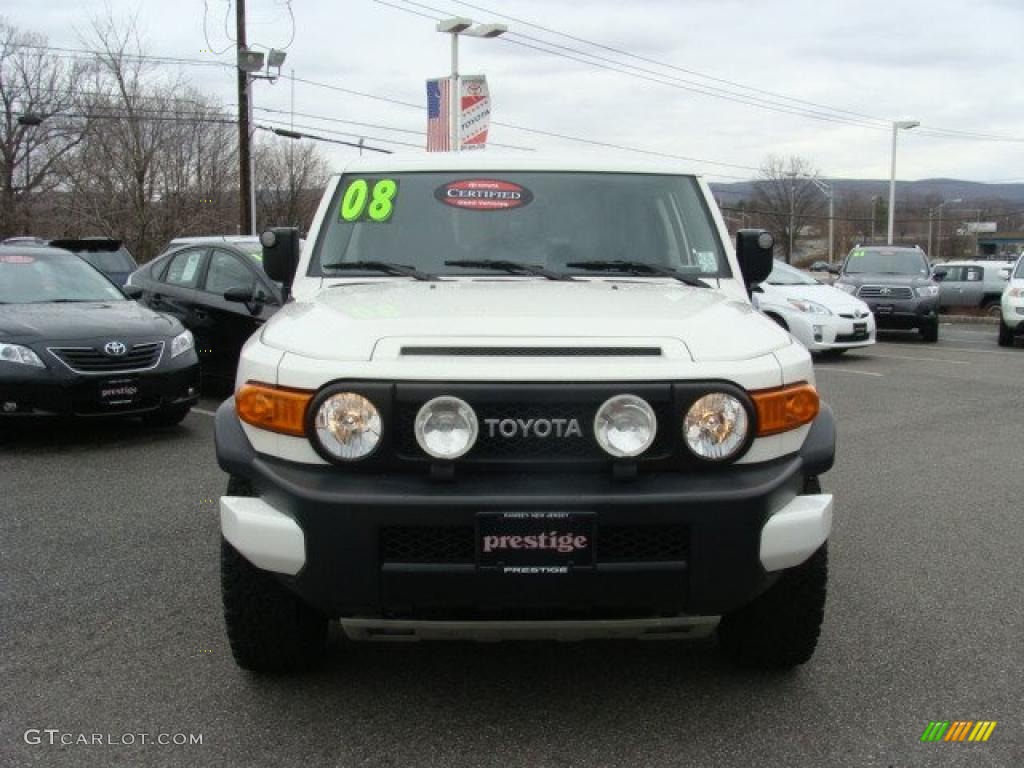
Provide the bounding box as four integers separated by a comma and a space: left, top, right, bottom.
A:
400, 346, 662, 357
379, 525, 689, 564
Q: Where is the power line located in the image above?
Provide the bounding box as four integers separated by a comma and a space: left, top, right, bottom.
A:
389, 0, 1024, 142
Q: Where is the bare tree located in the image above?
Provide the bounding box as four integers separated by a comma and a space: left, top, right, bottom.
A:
254, 135, 330, 234
57, 13, 237, 261
752, 155, 825, 263
0, 19, 90, 237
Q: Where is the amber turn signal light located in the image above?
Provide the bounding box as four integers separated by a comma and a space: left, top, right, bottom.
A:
236, 382, 313, 437
751, 383, 819, 437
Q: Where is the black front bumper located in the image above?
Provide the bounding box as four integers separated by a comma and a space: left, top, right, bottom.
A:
216, 401, 835, 620
864, 297, 938, 329
0, 353, 199, 418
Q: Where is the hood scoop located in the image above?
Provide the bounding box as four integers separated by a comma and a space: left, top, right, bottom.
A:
399, 346, 663, 357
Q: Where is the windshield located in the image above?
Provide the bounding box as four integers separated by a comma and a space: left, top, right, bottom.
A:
79, 248, 136, 273
310, 172, 729, 278
843, 248, 929, 276
767, 261, 818, 285
0, 251, 126, 303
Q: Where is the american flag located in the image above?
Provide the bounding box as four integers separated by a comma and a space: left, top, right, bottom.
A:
426, 78, 450, 152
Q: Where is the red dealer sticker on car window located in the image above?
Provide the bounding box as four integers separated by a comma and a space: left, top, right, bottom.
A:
435, 179, 533, 211
0, 254, 35, 263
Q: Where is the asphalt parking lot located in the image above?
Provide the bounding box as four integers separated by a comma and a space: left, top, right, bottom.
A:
2, 324, 1021, 768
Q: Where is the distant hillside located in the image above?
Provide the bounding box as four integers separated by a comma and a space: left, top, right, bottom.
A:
711, 178, 1024, 205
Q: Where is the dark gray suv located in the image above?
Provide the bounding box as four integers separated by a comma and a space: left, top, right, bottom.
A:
833, 246, 941, 342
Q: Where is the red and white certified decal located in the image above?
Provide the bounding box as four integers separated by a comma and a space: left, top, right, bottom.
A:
435, 179, 533, 211
0, 254, 36, 263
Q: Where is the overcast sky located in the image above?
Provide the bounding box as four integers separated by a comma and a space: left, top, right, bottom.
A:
6, 0, 1024, 184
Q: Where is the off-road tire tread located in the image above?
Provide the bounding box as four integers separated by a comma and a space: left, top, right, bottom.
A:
221, 476, 328, 672
718, 543, 828, 670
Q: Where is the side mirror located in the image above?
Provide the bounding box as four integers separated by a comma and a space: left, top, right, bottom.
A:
122, 285, 143, 300
735, 229, 775, 291
932, 269, 947, 281
224, 286, 255, 303
260, 227, 301, 295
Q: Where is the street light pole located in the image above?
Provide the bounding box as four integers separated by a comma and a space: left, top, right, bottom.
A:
927, 198, 961, 259
436, 18, 506, 153
887, 119, 919, 245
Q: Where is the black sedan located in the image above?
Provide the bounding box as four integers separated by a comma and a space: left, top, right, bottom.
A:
0, 245, 199, 425
127, 239, 281, 385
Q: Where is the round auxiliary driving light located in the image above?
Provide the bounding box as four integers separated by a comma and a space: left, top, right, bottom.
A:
259, 230, 277, 248
594, 395, 657, 458
683, 393, 749, 460
314, 392, 381, 461
415, 396, 479, 460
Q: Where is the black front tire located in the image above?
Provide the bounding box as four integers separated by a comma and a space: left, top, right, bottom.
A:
142, 405, 190, 427
998, 318, 1013, 347
920, 321, 939, 343
221, 475, 328, 672
718, 543, 828, 670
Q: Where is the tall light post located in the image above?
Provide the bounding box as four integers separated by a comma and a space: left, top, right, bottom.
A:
887, 119, 919, 245
927, 198, 961, 259
869, 195, 879, 243
436, 17, 507, 152
803, 176, 834, 264
17, 113, 43, 233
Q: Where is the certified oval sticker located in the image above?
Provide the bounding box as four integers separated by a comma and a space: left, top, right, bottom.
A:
435, 179, 533, 211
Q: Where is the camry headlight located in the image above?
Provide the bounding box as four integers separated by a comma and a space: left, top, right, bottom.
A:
594, 394, 657, 458
415, 396, 478, 459
314, 392, 382, 460
787, 298, 832, 315
170, 329, 194, 358
916, 285, 940, 297
683, 393, 749, 460
0, 342, 44, 367
834, 282, 857, 295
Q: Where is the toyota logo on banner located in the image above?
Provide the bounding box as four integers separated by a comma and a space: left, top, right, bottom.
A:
104, 341, 127, 356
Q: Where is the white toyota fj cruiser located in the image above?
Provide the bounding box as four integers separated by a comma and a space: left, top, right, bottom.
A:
215, 153, 835, 672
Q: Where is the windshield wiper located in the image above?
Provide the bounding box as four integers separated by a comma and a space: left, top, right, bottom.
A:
565, 260, 711, 288
28, 299, 97, 303
321, 260, 437, 281
444, 259, 575, 281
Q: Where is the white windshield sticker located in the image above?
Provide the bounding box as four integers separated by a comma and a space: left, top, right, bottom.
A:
181, 252, 202, 282
696, 251, 718, 272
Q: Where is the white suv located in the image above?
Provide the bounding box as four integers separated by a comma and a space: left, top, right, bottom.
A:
999, 254, 1024, 347
214, 153, 836, 673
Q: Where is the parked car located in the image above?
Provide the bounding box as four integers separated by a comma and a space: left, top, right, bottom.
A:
215, 153, 836, 673
753, 260, 875, 355
998, 254, 1024, 347
933, 259, 1012, 317
807, 260, 838, 285
833, 245, 941, 342
48, 238, 138, 287
127, 237, 282, 384
0, 244, 199, 424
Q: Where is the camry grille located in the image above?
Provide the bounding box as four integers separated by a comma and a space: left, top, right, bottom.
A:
48, 342, 164, 374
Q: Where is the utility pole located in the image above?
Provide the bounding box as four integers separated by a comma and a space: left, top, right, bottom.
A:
870, 195, 878, 243
236, 0, 253, 235
786, 172, 797, 264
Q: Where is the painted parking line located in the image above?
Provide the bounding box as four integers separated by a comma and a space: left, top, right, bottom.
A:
878, 342, 1021, 357
853, 352, 971, 365
814, 367, 884, 378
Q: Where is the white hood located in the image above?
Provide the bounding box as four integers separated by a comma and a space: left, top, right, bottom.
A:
261, 279, 792, 363
761, 282, 867, 311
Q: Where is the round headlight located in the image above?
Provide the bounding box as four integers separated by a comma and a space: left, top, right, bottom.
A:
594, 395, 657, 458
415, 396, 479, 459
683, 393, 749, 460
314, 392, 381, 461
